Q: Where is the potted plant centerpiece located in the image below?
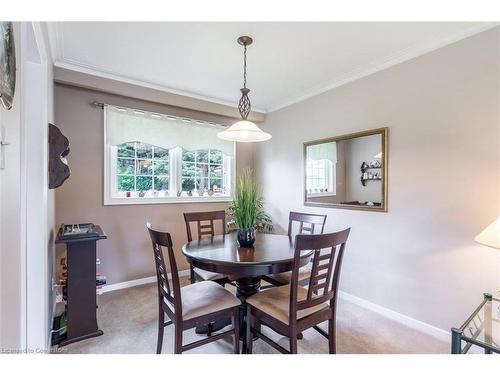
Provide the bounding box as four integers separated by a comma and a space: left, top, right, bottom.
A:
228, 169, 273, 247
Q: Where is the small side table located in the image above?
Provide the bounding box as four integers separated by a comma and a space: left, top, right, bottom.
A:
451, 293, 500, 354
56, 224, 107, 346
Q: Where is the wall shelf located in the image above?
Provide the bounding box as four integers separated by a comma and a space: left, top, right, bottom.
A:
360, 161, 382, 186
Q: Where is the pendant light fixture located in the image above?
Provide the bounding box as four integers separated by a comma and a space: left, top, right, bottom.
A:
217, 36, 272, 143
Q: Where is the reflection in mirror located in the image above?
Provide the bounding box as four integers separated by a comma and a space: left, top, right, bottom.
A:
304, 128, 387, 212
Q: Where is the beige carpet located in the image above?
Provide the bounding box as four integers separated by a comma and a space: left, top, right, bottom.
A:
60, 278, 448, 354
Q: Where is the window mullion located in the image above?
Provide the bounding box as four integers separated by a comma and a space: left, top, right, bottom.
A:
169, 147, 181, 197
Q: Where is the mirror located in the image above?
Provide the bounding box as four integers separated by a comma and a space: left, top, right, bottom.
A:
304, 128, 388, 212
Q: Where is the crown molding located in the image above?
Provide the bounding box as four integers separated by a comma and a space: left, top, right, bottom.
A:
266, 22, 499, 113
46, 22, 64, 62
53, 59, 267, 114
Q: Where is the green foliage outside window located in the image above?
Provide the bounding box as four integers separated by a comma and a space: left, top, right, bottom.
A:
181, 149, 224, 194
116, 142, 169, 193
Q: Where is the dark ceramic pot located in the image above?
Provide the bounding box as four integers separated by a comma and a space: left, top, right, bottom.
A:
237, 227, 256, 247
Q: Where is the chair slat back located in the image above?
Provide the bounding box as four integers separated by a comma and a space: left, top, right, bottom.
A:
288, 211, 327, 237
147, 222, 182, 317
183, 210, 226, 241
289, 229, 351, 321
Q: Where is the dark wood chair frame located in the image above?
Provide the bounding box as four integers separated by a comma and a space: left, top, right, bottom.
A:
262, 211, 327, 287
246, 228, 350, 354
147, 223, 240, 354
183, 210, 231, 285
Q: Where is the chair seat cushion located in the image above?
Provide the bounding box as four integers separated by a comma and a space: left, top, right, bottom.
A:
166, 281, 240, 321
246, 285, 328, 324
268, 263, 312, 285
194, 267, 226, 281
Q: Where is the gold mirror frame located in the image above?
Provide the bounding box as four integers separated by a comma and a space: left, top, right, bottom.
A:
303, 127, 388, 212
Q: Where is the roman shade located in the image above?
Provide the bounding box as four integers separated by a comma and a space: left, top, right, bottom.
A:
306, 141, 337, 163
105, 105, 234, 156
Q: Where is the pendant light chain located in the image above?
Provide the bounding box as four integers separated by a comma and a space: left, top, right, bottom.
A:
243, 44, 247, 89
238, 41, 251, 120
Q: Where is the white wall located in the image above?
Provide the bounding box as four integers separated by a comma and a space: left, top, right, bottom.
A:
0, 22, 23, 351
345, 134, 382, 203
256, 28, 500, 331
0, 22, 54, 351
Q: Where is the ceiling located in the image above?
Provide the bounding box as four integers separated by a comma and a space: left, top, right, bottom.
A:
47, 22, 496, 113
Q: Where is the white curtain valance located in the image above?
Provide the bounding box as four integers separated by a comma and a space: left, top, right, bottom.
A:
307, 141, 337, 163
105, 105, 234, 156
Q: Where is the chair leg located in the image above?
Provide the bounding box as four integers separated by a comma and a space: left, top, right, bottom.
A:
289, 333, 298, 354
246, 305, 253, 354
328, 318, 336, 354
174, 324, 183, 354
232, 307, 240, 354
190, 265, 196, 284
156, 305, 164, 354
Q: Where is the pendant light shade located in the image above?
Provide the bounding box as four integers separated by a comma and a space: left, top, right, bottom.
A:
218, 36, 271, 143
217, 120, 272, 142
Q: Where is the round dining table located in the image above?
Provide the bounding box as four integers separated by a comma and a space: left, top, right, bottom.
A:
182, 231, 312, 353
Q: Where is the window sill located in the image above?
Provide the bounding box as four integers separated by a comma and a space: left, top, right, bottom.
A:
307, 192, 336, 198
104, 196, 233, 206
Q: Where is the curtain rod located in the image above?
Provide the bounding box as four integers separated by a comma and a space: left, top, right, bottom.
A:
89, 101, 226, 128
91, 101, 106, 109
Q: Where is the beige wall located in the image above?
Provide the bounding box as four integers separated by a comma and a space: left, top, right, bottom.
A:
255, 28, 500, 331
54, 84, 255, 284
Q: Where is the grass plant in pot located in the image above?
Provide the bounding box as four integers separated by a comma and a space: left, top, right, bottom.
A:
228, 169, 273, 247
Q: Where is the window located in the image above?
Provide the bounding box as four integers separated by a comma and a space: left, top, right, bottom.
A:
306, 141, 337, 197
116, 142, 169, 195
181, 149, 226, 196
306, 159, 335, 196
104, 105, 234, 204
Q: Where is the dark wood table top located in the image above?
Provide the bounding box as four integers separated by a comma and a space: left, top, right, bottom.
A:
182, 232, 312, 277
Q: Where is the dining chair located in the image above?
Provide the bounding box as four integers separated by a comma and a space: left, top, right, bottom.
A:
183, 210, 229, 285
245, 228, 350, 354
147, 222, 241, 354
262, 211, 327, 286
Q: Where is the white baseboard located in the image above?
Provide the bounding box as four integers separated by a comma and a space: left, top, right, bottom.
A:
100, 269, 190, 294
100, 274, 450, 343
339, 291, 450, 343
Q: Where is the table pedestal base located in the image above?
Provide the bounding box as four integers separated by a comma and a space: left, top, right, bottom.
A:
235, 276, 261, 353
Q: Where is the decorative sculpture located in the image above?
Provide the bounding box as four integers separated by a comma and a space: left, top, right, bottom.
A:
48, 123, 71, 189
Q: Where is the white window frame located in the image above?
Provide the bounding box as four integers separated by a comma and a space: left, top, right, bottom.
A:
306, 158, 337, 197
103, 118, 236, 206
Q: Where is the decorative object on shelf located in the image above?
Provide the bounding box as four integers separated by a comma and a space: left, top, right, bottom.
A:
138, 190, 145, 197
0, 22, 16, 110
126, 191, 131, 198
360, 159, 383, 186
227, 169, 273, 247
217, 36, 271, 143
48, 123, 71, 189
